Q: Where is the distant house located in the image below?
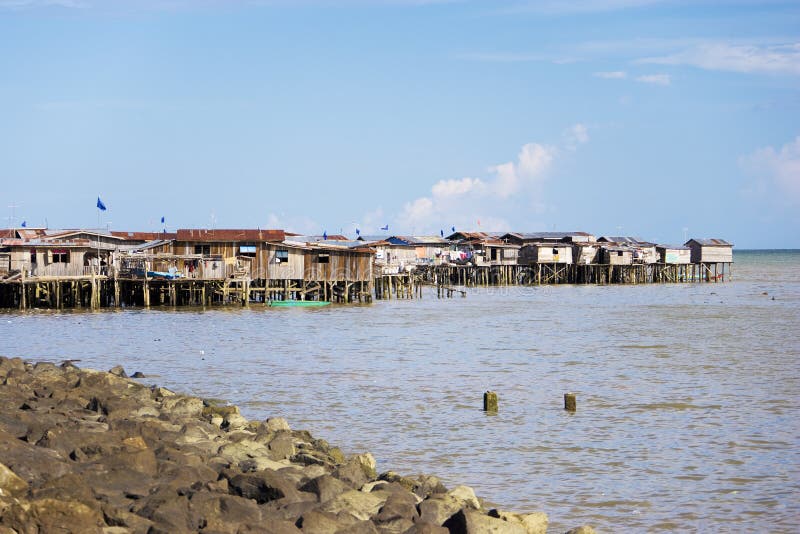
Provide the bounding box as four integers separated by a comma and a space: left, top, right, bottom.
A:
572, 242, 601, 265
1, 238, 114, 278
598, 236, 658, 264
500, 232, 595, 246
518, 242, 574, 264
601, 245, 634, 265
451, 237, 519, 266
685, 239, 733, 263
172, 228, 287, 279
657, 245, 691, 264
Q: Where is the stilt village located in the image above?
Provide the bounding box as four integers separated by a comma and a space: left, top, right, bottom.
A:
0, 226, 733, 309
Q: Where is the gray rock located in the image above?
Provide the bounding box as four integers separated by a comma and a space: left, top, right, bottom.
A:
418, 494, 464, 526
300, 474, 352, 503
564, 527, 597, 534
227, 470, 300, 504
319, 489, 389, 521
108, 365, 128, 378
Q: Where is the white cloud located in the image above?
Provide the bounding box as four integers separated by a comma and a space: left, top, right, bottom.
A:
431, 177, 486, 198
564, 123, 590, 150
635, 73, 671, 85
639, 42, 800, 76
594, 71, 627, 79
740, 136, 800, 205
397, 130, 582, 233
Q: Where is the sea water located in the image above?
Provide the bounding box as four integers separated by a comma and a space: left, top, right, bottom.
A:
2, 250, 798, 532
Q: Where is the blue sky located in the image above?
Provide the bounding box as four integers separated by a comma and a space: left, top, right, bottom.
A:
1, 0, 798, 247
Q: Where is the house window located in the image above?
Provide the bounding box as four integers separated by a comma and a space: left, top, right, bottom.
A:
194, 245, 211, 255
491, 248, 498, 261
552, 248, 559, 255
30, 249, 37, 264
239, 245, 257, 257
617, 251, 623, 257
52, 250, 70, 263
275, 249, 289, 263
316, 253, 330, 264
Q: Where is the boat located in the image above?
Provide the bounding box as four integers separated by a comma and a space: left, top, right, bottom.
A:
268, 300, 331, 308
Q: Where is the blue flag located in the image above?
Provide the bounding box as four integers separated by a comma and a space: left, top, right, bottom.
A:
356, 228, 360, 236
160, 216, 165, 224
323, 231, 327, 240
21, 221, 27, 228
380, 224, 389, 231
451, 226, 455, 233
440, 229, 444, 237
96, 197, 107, 211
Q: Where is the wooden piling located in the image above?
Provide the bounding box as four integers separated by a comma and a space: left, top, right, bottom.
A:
483, 391, 498, 412
564, 393, 576, 412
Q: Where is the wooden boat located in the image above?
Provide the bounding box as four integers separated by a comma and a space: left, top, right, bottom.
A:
268, 300, 330, 308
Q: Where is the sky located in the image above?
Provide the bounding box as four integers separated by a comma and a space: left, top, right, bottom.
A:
0, 0, 798, 248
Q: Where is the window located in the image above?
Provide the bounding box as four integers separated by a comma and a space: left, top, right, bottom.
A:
194, 245, 211, 255
239, 245, 257, 257
316, 253, 330, 264
552, 248, 559, 255
275, 249, 289, 263
617, 251, 623, 257
51, 249, 69, 263
30, 249, 36, 264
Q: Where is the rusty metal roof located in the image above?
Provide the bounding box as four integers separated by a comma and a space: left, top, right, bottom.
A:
175, 229, 286, 242
111, 231, 177, 241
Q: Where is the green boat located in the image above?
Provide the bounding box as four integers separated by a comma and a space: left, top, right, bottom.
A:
268, 300, 331, 308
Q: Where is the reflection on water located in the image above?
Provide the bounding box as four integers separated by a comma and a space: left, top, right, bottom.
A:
2, 250, 799, 532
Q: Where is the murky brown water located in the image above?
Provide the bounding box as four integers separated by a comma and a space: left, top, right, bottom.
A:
2, 250, 799, 532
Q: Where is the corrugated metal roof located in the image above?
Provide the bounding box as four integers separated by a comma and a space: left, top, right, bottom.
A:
656, 244, 690, 250
175, 229, 286, 242
685, 238, 732, 247
111, 231, 177, 241
503, 231, 591, 240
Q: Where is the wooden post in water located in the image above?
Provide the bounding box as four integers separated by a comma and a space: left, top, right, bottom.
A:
564, 393, 577, 412
483, 391, 498, 412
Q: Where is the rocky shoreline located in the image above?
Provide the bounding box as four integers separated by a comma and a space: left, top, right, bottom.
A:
0, 357, 595, 533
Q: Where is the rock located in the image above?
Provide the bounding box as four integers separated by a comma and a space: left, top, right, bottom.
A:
333, 454, 378, 489
160, 395, 204, 419
376, 489, 420, 523
132, 490, 192, 532
108, 365, 128, 378
380, 472, 446, 499
337, 520, 380, 533
268, 433, 296, 460
297, 510, 356, 534
318, 489, 389, 521
0, 462, 28, 498
187, 491, 263, 532
227, 470, 301, 504
418, 494, 465, 526
3, 498, 106, 534
266, 417, 291, 432
448, 485, 480, 510
488, 509, 549, 534
402, 523, 449, 534
443, 508, 528, 534
131, 371, 146, 378
564, 527, 597, 534
300, 474, 352, 504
